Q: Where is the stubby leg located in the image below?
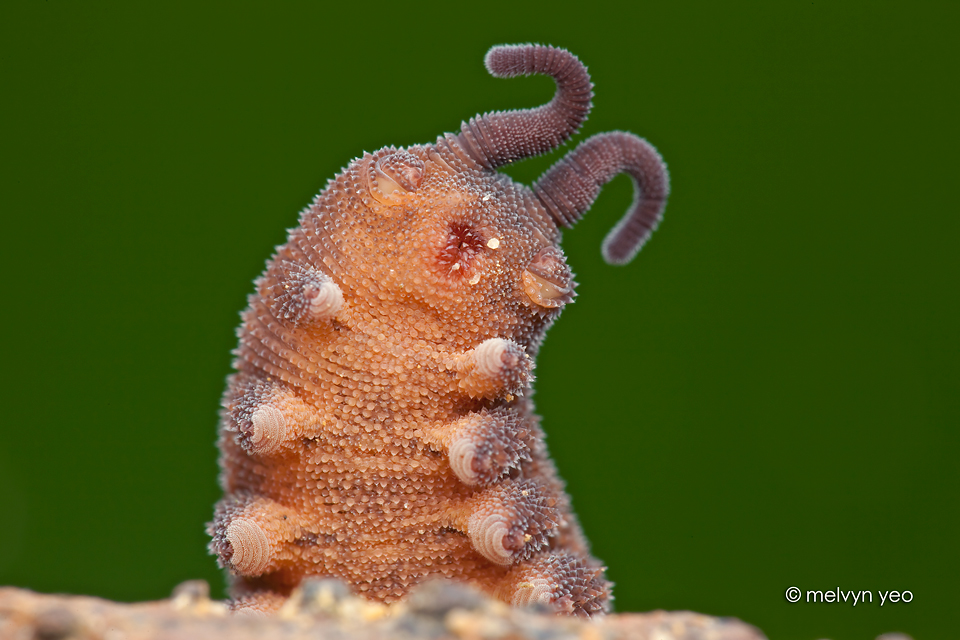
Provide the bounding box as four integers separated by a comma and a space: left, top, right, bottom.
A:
421, 408, 532, 486
208, 493, 302, 578
445, 479, 560, 566
259, 259, 343, 327
222, 374, 325, 457
452, 338, 533, 399
497, 551, 610, 617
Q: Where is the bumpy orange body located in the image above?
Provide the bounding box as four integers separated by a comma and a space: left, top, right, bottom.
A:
209, 44, 669, 617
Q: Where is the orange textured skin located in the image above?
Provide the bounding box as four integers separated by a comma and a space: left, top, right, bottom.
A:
209, 44, 669, 618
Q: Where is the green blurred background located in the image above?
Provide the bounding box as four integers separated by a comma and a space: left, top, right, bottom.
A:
2, 2, 957, 638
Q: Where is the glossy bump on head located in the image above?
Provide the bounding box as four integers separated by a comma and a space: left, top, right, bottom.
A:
522, 246, 575, 309
377, 151, 424, 192
366, 149, 426, 206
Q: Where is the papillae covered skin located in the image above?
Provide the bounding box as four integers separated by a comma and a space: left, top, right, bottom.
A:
209, 44, 670, 617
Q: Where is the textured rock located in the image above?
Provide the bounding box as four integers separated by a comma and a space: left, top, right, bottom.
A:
0, 579, 768, 640
209, 43, 670, 616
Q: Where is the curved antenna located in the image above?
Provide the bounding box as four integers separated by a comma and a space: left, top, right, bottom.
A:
453, 44, 594, 170
533, 131, 670, 265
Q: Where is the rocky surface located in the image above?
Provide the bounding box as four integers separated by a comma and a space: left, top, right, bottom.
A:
0, 578, 767, 640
